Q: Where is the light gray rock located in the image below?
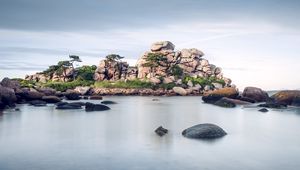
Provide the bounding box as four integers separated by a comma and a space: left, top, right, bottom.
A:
173, 87, 187, 96
151, 41, 175, 52
74, 86, 91, 95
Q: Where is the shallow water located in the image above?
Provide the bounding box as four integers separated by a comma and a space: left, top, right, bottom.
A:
1, 96, 300, 170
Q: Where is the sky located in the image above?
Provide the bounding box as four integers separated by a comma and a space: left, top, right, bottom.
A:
0, 0, 300, 90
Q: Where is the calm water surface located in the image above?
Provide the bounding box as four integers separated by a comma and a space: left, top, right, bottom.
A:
1, 96, 300, 170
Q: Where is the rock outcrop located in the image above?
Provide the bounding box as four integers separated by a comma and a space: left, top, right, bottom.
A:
242, 87, 269, 102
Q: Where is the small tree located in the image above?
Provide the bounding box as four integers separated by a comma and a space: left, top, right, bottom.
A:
57, 60, 72, 82
142, 53, 168, 75
69, 55, 82, 80
105, 54, 124, 62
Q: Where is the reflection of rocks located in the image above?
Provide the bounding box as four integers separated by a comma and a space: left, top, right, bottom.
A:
85, 102, 110, 112
182, 123, 227, 139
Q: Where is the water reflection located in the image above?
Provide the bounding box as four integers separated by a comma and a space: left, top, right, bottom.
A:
0, 96, 300, 170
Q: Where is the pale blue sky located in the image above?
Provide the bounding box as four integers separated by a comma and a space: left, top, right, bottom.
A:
0, 0, 299, 90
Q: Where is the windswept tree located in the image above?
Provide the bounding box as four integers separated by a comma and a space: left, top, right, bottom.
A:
56, 60, 72, 82
69, 55, 82, 80
105, 54, 124, 62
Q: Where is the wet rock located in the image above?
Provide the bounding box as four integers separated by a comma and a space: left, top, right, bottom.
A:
242, 87, 269, 102
292, 97, 300, 107
89, 95, 103, 100
65, 91, 81, 100
29, 100, 47, 107
258, 108, 269, 113
56, 103, 82, 110
155, 126, 168, 136
0, 85, 17, 108
213, 97, 236, 108
202, 87, 239, 103
101, 100, 117, 104
236, 96, 256, 103
85, 102, 110, 112
42, 96, 61, 103
1, 77, 20, 90
22, 91, 44, 101
182, 123, 227, 139
258, 102, 287, 109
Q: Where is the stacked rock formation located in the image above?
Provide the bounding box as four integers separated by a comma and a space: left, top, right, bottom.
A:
94, 60, 138, 81
94, 41, 231, 88
25, 68, 75, 83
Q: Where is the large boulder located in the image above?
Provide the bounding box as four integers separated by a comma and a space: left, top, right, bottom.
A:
0, 85, 17, 108
172, 86, 188, 96
182, 123, 227, 139
271, 90, 300, 106
202, 87, 239, 103
36, 87, 56, 96
242, 87, 269, 102
150, 41, 175, 52
85, 102, 110, 112
213, 97, 236, 108
22, 91, 44, 101
1, 77, 20, 90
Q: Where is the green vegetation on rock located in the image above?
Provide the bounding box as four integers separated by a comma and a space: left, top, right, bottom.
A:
94, 79, 153, 89
43, 80, 94, 92
183, 76, 225, 87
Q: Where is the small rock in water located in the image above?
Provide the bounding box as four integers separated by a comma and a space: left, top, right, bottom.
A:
152, 99, 159, 101
101, 100, 117, 105
85, 102, 110, 112
182, 123, 227, 139
258, 108, 269, 113
213, 98, 236, 108
55, 102, 82, 110
15, 108, 20, 111
29, 100, 47, 107
155, 126, 168, 136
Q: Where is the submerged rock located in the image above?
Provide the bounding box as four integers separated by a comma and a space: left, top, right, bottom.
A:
155, 126, 168, 136
182, 123, 227, 139
101, 100, 117, 104
42, 96, 61, 103
85, 102, 110, 112
258, 102, 287, 109
213, 97, 236, 108
56, 103, 82, 110
242, 87, 269, 102
258, 108, 269, 113
29, 100, 47, 107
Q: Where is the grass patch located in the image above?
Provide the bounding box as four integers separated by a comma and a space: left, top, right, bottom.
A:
183, 76, 225, 87
94, 79, 154, 89
43, 80, 94, 92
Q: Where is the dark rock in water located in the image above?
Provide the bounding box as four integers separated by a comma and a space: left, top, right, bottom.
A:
213, 98, 236, 108
242, 87, 269, 102
42, 96, 61, 103
258, 108, 269, 113
15, 108, 20, 111
236, 96, 256, 103
0, 85, 17, 108
292, 97, 300, 107
85, 102, 110, 112
29, 100, 47, 107
56, 102, 69, 106
36, 87, 56, 96
258, 102, 287, 109
182, 123, 227, 139
155, 126, 168, 136
83, 96, 89, 100
152, 99, 159, 101
69, 102, 86, 106
271, 90, 300, 106
101, 100, 117, 105
202, 87, 239, 103
221, 97, 251, 105
56, 103, 82, 110
22, 91, 44, 101
65, 91, 81, 100
89, 95, 103, 100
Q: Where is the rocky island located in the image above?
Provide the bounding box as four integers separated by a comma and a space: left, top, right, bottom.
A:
1, 41, 300, 111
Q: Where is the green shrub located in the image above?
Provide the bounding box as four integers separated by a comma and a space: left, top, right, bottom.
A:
43, 80, 94, 92
94, 79, 154, 89
170, 65, 183, 78
157, 82, 177, 90
76, 65, 97, 81
183, 76, 225, 87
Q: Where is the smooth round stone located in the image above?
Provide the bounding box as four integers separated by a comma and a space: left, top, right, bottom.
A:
182, 123, 227, 139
